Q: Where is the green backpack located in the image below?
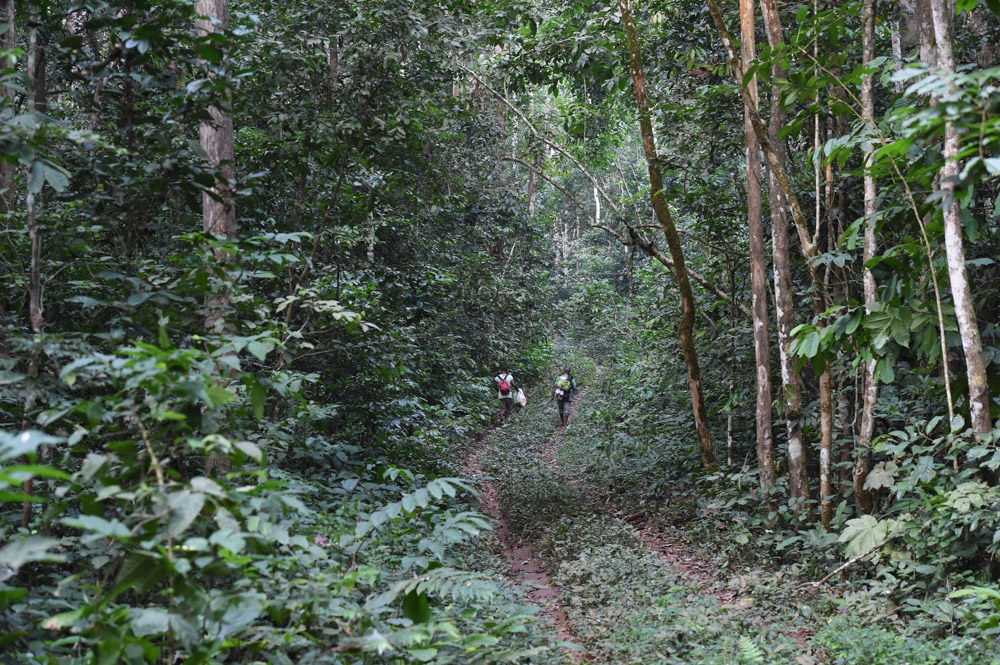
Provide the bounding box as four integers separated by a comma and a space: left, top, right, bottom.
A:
556, 376, 571, 392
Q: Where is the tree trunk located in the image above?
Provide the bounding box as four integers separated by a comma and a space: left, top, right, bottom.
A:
855, 0, 877, 515
196, 0, 236, 333
919, 0, 937, 66
0, 0, 14, 213
196, 0, 236, 477
740, 0, 775, 503
929, 0, 991, 434
619, 0, 715, 469
21, 4, 42, 528
526, 168, 539, 217
759, 0, 808, 505
196, 0, 235, 241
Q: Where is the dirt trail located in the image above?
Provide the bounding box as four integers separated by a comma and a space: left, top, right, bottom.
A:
467, 372, 819, 661
461, 419, 582, 656
542, 386, 738, 605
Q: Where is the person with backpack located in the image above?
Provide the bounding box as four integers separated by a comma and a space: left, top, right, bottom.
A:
550, 368, 576, 426
494, 368, 517, 419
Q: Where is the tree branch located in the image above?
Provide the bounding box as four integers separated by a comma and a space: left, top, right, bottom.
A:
501, 157, 750, 318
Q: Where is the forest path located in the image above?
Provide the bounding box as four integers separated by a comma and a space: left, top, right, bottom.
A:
462, 416, 583, 659
467, 366, 826, 663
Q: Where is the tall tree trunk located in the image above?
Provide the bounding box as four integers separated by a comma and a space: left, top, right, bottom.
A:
0, 0, 14, 213
760, 0, 808, 505
813, 86, 835, 529
196, 0, 236, 477
21, 4, 42, 528
195, 0, 236, 331
740, 0, 775, 503
855, 0, 877, 515
929, 0, 991, 434
619, 0, 715, 469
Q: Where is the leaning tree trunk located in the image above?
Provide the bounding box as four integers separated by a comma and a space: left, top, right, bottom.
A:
619, 0, 715, 469
929, 0, 991, 434
759, 0, 808, 506
740, 0, 775, 504
854, 0, 877, 515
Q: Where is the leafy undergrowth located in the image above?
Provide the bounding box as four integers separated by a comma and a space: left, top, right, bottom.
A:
556, 367, 1000, 665
478, 360, 812, 664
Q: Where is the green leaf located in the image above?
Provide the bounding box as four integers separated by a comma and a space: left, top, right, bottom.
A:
63, 514, 131, 539
863, 462, 898, 490
209, 529, 246, 554
246, 340, 273, 361
235, 440, 263, 463
27, 161, 44, 193
402, 590, 431, 624
838, 515, 895, 559
167, 490, 206, 537
873, 357, 894, 384
205, 384, 234, 407
130, 608, 171, 636
798, 331, 820, 358
43, 163, 70, 192
0, 536, 63, 572
250, 380, 266, 421
463, 634, 499, 650
408, 648, 439, 662
0, 430, 64, 462
950, 586, 1000, 601
196, 43, 224, 63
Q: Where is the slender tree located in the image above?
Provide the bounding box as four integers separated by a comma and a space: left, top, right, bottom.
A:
0, 0, 14, 213
928, 0, 991, 434
739, 0, 775, 502
759, 0, 809, 505
855, 0, 877, 515
618, 0, 715, 468
20, 3, 43, 528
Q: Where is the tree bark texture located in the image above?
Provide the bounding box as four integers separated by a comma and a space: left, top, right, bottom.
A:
196, 0, 236, 338
929, 0, 991, 434
0, 0, 14, 213
196, 0, 236, 240
526, 168, 539, 218
855, 0, 877, 515
760, 0, 808, 504
740, 0, 775, 501
619, 0, 716, 469
919, 0, 937, 66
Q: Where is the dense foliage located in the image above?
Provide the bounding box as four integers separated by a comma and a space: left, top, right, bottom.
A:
4, 0, 1000, 663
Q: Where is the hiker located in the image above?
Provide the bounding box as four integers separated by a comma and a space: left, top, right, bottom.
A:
493, 368, 517, 419
550, 367, 576, 426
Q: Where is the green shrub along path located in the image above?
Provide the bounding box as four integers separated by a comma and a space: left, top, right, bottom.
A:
465, 359, 989, 665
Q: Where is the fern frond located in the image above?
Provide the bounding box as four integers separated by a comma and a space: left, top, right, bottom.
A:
738, 635, 765, 664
